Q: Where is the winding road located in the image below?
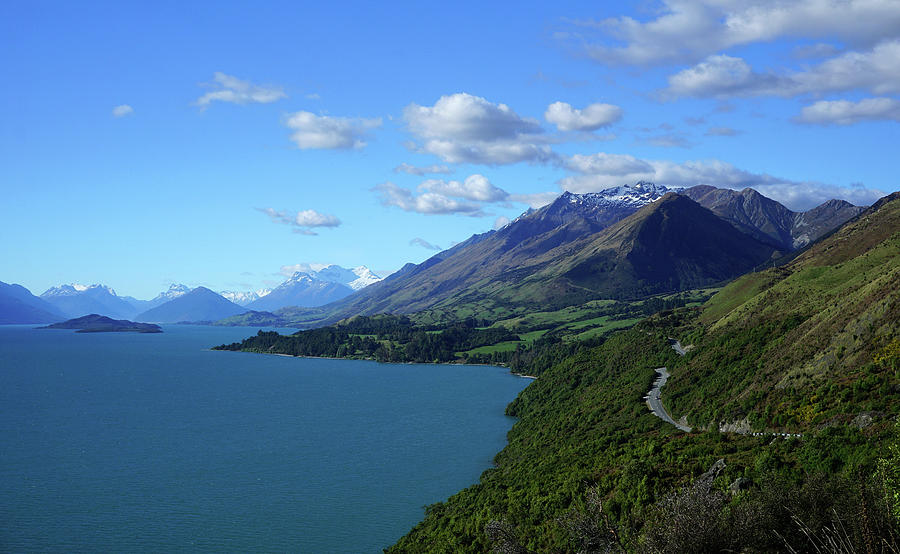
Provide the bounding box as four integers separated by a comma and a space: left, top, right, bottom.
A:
644, 339, 802, 438
644, 339, 692, 432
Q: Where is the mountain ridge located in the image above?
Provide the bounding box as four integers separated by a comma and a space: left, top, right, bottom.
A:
135, 287, 246, 323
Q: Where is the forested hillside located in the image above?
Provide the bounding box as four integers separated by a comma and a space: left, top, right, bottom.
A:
386, 193, 900, 552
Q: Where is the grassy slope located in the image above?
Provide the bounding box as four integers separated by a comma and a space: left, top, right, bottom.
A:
665, 193, 900, 430
387, 194, 900, 552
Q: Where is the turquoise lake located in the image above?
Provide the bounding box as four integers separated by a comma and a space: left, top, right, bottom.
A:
0, 325, 530, 552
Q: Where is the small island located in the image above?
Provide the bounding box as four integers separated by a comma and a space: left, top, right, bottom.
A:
40, 314, 163, 333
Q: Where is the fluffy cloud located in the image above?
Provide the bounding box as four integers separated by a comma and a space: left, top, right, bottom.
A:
795, 97, 900, 125
666, 40, 900, 98
403, 93, 552, 164
405, 92, 541, 140
393, 163, 453, 175
195, 72, 286, 108
409, 237, 442, 251
493, 216, 511, 230
372, 182, 485, 216
564, 153, 654, 176
419, 174, 509, 202
257, 208, 341, 235
559, 152, 885, 210
544, 101, 622, 131
575, 0, 900, 65
112, 104, 133, 117
373, 174, 513, 216
507, 192, 561, 209
284, 111, 382, 149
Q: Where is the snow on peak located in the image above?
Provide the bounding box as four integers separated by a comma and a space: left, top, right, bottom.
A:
348, 266, 382, 290
566, 182, 682, 209
287, 271, 315, 283
277, 263, 384, 291
219, 288, 271, 306
42, 283, 117, 297
152, 283, 191, 302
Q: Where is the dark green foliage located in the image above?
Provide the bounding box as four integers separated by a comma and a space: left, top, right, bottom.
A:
388, 327, 897, 552
637, 471, 899, 553
214, 315, 520, 364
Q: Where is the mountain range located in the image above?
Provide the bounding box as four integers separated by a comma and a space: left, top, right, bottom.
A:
0, 264, 383, 325
41, 284, 137, 320
0, 185, 866, 327
230, 183, 864, 328
246, 272, 355, 311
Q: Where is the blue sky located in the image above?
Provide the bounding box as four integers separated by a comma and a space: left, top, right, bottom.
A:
2, 0, 898, 299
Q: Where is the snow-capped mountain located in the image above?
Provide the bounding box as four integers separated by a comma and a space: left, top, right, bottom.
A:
138, 284, 193, 310
40, 283, 136, 319
346, 266, 382, 290
246, 272, 355, 311
565, 182, 683, 210
153, 284, 191, 302
220, 288, 271, 306
279, 264, 383, 291
42, 283, 118, 297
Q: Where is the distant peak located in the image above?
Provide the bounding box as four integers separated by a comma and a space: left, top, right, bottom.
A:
42, 283, 117, 297
288, 271, 316, 282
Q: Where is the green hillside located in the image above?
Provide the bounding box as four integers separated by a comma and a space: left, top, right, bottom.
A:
665, 191, 900, 430
386, 193, 900, 552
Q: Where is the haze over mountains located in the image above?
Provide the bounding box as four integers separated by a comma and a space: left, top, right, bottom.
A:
0, 264, 384, 324
0, 185, 869, 326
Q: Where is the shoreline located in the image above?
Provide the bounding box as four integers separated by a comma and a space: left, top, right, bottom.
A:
218, 348, 538, 378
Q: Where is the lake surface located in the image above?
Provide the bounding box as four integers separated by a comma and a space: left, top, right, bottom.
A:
0, 325, 530, 552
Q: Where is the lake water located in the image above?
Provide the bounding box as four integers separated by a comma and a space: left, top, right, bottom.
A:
0, 325, 530, 552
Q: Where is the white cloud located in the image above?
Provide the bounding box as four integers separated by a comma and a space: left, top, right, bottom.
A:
393, 163, 453, 175
545, 101, 622, 131
403, 93, 551, 164
575, 0, 900, 65
294, 209, 341, 227
752, 182, 885, 210
559, 152, 885, 210
257, 207, 341, 235
666, 40, 900, 98
666, 54, 760, 97
405, 92, 541, 141
563, 153, 655, 176
412, 139, 555, 165
409, 237, 442, 251
372, 175, 517, 216
195, 72, 286, 108
280, 263, 328, 277
419, 174, 509, 202
493, 216, 511, 230
372, 182, 485, 216
795, 97, 900, 125
284, 111, 382, 149
507, 191, 560, 209
112, 104, 133, 117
